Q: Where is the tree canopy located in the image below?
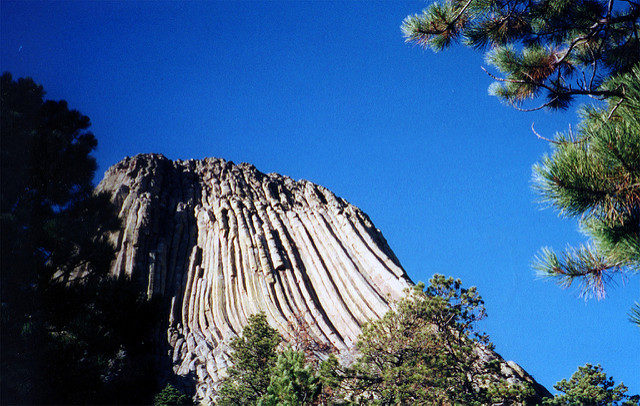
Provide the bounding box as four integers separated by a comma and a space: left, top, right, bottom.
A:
259, 348, 321, 406
217, 313, 283, 405
321, 275, 541, 405
402, 0, 640, 110
533, 66, 639, 300
154, 383, 193, 406
543, 363, 639, 405
216, 278, 547, 405
212, 277, 640, 405
402, 1, 639, 313
1, 72, 118, 300
1, 72, 160, 404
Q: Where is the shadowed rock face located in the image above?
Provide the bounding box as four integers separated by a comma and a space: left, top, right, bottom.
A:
97, 153, 547, 402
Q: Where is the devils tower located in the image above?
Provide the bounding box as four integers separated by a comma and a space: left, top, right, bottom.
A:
97, 153, 545, 403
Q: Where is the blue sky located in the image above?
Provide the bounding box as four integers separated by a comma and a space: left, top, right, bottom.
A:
2, 0, 638, 395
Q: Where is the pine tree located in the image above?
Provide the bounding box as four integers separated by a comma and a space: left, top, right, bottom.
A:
322, 275, 540, 405
402, 2, 639, 311
1, 72, 119, 303
533, 66, 639, 301
402, 0, 639, 110
1, 73, 160, 404
259, 348, 321, 406
217, 313, 282, 405
543, 364, 639, 405
154, 383, 193, 406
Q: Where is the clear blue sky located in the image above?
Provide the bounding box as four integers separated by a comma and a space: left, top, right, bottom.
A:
2, 0, 638, 395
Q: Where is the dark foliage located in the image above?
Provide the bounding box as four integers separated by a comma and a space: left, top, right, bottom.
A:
0, 72, 161, 404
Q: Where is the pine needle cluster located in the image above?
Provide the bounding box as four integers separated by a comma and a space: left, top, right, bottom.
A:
403, 1, 639, 319
402, 0, 640, 110
532, 65, 639, 300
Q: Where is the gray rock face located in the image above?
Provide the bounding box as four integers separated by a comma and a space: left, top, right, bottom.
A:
97, 153, 546, 403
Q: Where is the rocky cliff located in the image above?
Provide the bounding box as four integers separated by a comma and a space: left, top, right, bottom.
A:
97, 154, 546, 403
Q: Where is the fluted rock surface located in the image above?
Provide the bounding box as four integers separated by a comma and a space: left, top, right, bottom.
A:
97, 154, 546, 402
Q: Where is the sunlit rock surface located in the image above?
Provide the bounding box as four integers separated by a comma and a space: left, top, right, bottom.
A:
97, 153, 547, 403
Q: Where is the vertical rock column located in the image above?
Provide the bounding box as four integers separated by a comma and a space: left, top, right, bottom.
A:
97, 154, 414, 403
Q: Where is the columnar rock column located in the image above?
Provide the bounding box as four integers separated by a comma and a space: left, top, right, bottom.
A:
98, 154, 547, 403
97, 154, 413, 402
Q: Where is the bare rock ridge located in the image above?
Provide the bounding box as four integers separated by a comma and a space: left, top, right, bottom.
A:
97, 153, 546, 402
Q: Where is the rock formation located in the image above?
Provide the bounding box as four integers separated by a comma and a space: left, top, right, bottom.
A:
97, 153, 546, 403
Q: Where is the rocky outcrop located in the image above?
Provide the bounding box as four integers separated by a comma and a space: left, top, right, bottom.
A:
97, 153, 547, 403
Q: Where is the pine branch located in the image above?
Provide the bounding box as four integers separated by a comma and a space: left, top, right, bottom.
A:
629, 302, 640, 326
533, 245, 622, 299
406, 0, 638, 108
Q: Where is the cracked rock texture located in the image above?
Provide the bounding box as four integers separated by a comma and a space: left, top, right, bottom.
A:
97, 153, 547, 403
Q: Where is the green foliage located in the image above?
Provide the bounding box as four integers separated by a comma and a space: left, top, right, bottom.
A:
543, 364, 639, 405
532, 66, 640, 299
154, 383, 193, 406
630, 303, 640, 327
402, 2, 639, 317
322, 275, 539, 405
316, 354, 349, 404
259, 348, 321, 406
402, 0, 640, 110
1, 269, 163, 404
217, 313, 282, 405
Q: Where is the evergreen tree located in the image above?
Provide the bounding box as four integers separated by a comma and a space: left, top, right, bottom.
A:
1, 72, 160, 404
217, 313, 282, 405
543, 364, 639, 406
533, 66, 639, 301
402, 2, 639, 309
154, 383, 193, 406
402, 0, 639, 110
259, 348, 321, 406
1, 72, 119, 305
322, 275, 540, 405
